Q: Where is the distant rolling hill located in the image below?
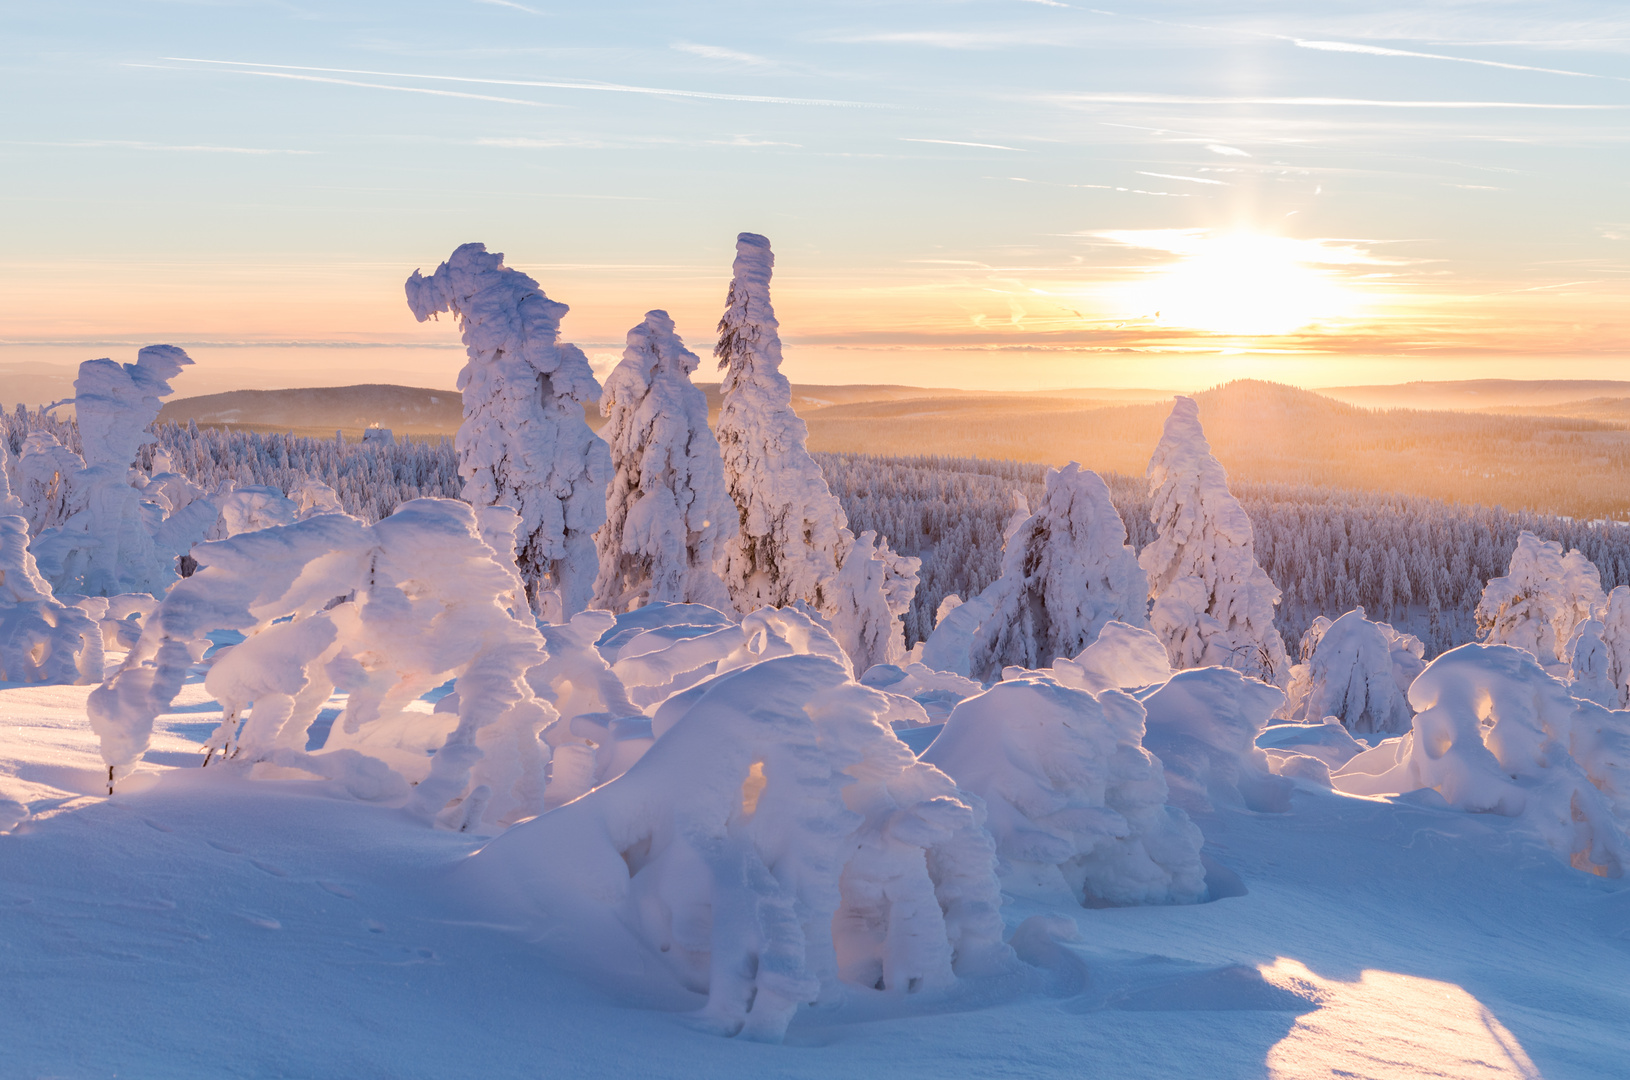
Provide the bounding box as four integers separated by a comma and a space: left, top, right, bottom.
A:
1321, 379, 1630, 411
157, 384, 465, 437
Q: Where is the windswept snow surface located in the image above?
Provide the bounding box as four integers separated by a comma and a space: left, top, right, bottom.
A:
2, 666, 1628, 1077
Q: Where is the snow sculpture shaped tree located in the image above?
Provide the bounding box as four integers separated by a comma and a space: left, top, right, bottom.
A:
712, 233, 850, 613
1333, 644, 1630, 877
14, 432, 86, 536
1477, 531, 1606, 665
967, 463, 1148, 682
826, 529, 918, 674
463, 653, 1011, 1042
1139, 396, 1289, 688
1596, 586, 1630, 708
0, 445, 102, 684
922, 674, 1206, 907
406, 243, 611, 621
88, 499, 556, 829
1292, 608, 1418, 735
29, 346, 194, 596
1567, 619, 1616, 707
592, 310, 737, 612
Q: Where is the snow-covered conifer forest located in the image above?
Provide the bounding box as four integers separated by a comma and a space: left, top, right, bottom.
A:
3, 234, 1628, 1077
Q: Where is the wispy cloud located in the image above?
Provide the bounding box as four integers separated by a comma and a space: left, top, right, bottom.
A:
1048, 92, 1629, 109
1206, 144, 1250, 157
1088, 228, 1413, 266
904, 138, 1027, 151
1293, 39, 1630, 83
164, 57, 886, 108
472, 0, 539, 12
1136, 171, 1226, 185
672, 42, 776, 68
2, 140, 315, 154
240, 70, 563, 108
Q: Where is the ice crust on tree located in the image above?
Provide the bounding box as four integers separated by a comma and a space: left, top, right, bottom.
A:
1334, 643, 1630, 876
1283, 608, 1422, 735
1477, 531, 1606, 666
966, 463, 1149, 683
592, 310, 737, 614
461, 653, 1011, 1042
1136, 667, 1294, 814
1140, 397, 1289, 688
87, 498, 560, 828
28, 347, 195, 597
921, 674, 1206, 907
712, 234, 850, 614
406, 242, 611, 621
0, 444, 102, 684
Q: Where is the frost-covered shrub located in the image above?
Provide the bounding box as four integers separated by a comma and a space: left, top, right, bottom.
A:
1333, 644, 1630, 876
1050, 620, 1174, 694
1137, 667, 1293, 814
13, 432, 86, 536
593, 310, 737, 613
826, 529, 918, 673
206, 485, 297, 539
966, 463, 1148, 683
406, 242, 611, 621
1139, 397, 1289, 687
1477, 531, 1605, 665
712, 233, 850, 613
0, 452, 102, 684
61, 593, 158, 652
921, 674, 1206, 907
1285, 608, 1421, 735
88, 499, 557, 829
1567, 619, 1617, 707
1596, 586, 1630, 709
463, 653, 1011, 1042
920, 592, 995, 679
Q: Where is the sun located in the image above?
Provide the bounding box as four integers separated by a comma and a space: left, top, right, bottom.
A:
1101, 229, 1368, 336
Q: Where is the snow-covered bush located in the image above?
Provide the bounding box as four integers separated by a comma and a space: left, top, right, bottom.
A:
1333, 644, 1630, 876
1283, 608, 1421, 735
1137, 667, 1293, 814
966, 463, 1148, 683
1139, 397, 1290, 688
921, 674, 1206, 907
88, 499, 558, 829
1567, 619, 1617, 707
29, 347, 194, 596
206, 485, 297, 539
462, 653, 1011, 1042
593, 310, 737, 613
1595, 586, 1630, 708
13, 432, 85, 536
712, 233, 850, 613
406, 242, 611, 621
826, 529, 919, 673
1050, 620, 1174, 694
858, 662, 984, 722
0, 450, 102, 684
920, 592, 995, 679
1476, 531, 1605, 666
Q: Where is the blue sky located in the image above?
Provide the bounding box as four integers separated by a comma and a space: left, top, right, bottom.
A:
3, 1, 1628, 393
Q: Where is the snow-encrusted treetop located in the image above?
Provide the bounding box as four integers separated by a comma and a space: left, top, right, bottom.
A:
593, 310, 736, 612
712, 233, 849, 612
1139, 396, 1289, 687
967, 463, 1148, 682
1289, 608, 1416, 735
1477, 531, 1605, 665
405, 243, 610, 620
72, 345, 193, 470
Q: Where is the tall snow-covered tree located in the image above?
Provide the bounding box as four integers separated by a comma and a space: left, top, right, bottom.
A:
966, 463, 1148, 682
712, 233, 850, 613
406, 243, 611, 621
1139, 396, 1290, 687
592, 310, 737, 613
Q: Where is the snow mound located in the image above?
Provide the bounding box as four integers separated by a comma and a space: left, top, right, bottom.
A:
1333, 643, 1630, 876
593, 310, 736, 612
920, 592, 995, 680
921, 674, 1206, 907
967, 463, 1148, 683
1477, 531, 1605, 666
461, 653, 1012, 1042
88, 499, 557, 830
1140, 397, 1289, 688
859, 661, 984, 722
0, 515, 102, 685
406, 242, 611, 621
1051, 620, 1174, 694
1136, 667, 1293, 814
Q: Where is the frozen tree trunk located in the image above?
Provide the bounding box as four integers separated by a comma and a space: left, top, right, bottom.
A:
967, 463, 1148, 682
1139, 396, 1289, 688
712, 233, 850, 613
406, 243, 611, 622
592, 310, 737, 613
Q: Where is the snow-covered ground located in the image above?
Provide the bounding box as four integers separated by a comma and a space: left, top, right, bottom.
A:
3, 669, 1624, 1079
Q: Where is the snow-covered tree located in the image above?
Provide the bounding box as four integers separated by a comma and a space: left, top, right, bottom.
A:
922, 674, 1206, 906
825, 529, 921, 674
1567, 619, 1616, 707
592, 310, 737, 613
1477, 531, 1606, 665
406, 242, 611, 621
1287, 607, 1419, 735
1139, 396, 1290, 687
966, 463, 1148, 682
1597, 586, 1630, 708
88, 498, 557, 828
712, 233, 850, 613
463, 652, 1012, 1041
